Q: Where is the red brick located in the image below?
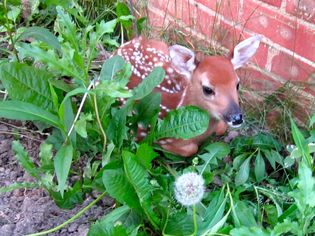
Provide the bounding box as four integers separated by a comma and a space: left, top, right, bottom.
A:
259, 0, 282, 7
147, 8, 165, 29
286, 0, 315, 24
237, 68, 283, 92
195, 0, 242, 22
242, 0, 315, 62
271, 51, 315, 83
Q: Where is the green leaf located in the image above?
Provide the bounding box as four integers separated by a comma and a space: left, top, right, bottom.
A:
97, 19, 118, 36
0, 182, 38, 193
100, 55, 128, 81
0, 101, 62, 129
235, 157, 251, 186
54, 142, 73, 197
107, 106, 129, 149
39, 142, 54, 171
12, 140, 40, 179
0, 62, 55, 111
55, 6, 79, 51
254, 151, 265, 182
230, 226, 270, 236
102, 164, 141, 210
163, 212, 194, 235
309, 113, 315, 127
136, 143, 159, 169
197, 142, 230, 175
132, 67, 165, 100
290, 118, 312, 167
233, 201, 257, 227
199, 189, 229, 235
74, 113, 92, 138
122, 151, 160, 229
18, 26, 61, 51
155, 106, 209, 140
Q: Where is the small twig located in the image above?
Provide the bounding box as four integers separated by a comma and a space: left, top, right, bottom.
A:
67, 81, 94, 138
26, 191, 107, 236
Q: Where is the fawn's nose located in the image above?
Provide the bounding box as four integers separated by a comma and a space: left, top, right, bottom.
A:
230, 113, 243, 126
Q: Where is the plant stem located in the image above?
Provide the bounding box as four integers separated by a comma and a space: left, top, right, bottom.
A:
192, 205, 197, 236
4, 0, 20, 62
26, 191, 106, 236
93, 91, 107, 152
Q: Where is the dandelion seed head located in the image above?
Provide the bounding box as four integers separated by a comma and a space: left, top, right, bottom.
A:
174, 172, 205, 206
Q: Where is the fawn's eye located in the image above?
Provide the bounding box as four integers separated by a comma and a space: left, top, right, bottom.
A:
202, 86, 215, 96
236, 82, 240, 90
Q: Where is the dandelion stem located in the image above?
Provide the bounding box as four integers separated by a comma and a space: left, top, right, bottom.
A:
193, 205, 197, 236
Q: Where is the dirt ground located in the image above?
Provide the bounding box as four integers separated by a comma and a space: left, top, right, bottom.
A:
0, 120, 114, 236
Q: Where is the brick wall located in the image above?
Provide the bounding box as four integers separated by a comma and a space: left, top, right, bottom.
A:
139, 0, 315, 102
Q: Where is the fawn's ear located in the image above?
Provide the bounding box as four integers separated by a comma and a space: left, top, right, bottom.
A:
231, 35, 262, 69
169, 45, 196, 79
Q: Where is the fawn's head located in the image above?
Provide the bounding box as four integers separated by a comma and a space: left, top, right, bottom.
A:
170, 35, 262, 127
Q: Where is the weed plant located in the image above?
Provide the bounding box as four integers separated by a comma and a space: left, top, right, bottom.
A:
0, 1, 315, 236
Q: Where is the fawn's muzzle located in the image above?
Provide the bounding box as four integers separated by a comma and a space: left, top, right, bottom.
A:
223, 102, 243, 128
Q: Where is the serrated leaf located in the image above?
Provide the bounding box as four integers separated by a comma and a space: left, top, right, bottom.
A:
235, 157, 251, 186
19, 26, 61, 51
54, 142, 73, 198
254, 151, 265, 182
155, 106, 209, 140
0, 62, 54, 110
132, 67, 165, 100
12, 141, 39, 179
102, 164, 141, 211
122, 151, 160, 229
0, 100, 62, 130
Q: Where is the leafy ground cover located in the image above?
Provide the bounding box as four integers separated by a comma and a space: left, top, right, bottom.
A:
0, 1, 315, 235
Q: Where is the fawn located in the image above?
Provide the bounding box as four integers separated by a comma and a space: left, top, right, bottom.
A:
116, 35, 262, 156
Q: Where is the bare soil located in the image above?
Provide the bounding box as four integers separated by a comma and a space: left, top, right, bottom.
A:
0, 120, 114, 236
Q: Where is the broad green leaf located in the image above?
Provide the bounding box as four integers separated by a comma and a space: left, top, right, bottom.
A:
155, 106, 209, 140
0, 100, 62, 129
54, 142, 73, 197
197, 142, 230, 175
50, 181, 84, 209
252, 133, 281, 151
74, 113, 92, 138
273, 219, 300, 235
102, 166, 141, 210
102, 143, 115, 167
136, 143, 159, 169
19, 26, 61, 51
88, 205, 134, 236
290, 118, 312, 167
134, 92, 161, 126
254, 151, 265, 182
230, 226, 270, 236
12, 140, 39, 179
264, 204, 278, 226
122, 151, 160, 229
97, 19, 118, 35
0, 62, 54, 110
233, 201, 257, 227
163, 212, 194, 236
132, 67, 165, 100
100, 55, 127, 81
235, 157, 251, 186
